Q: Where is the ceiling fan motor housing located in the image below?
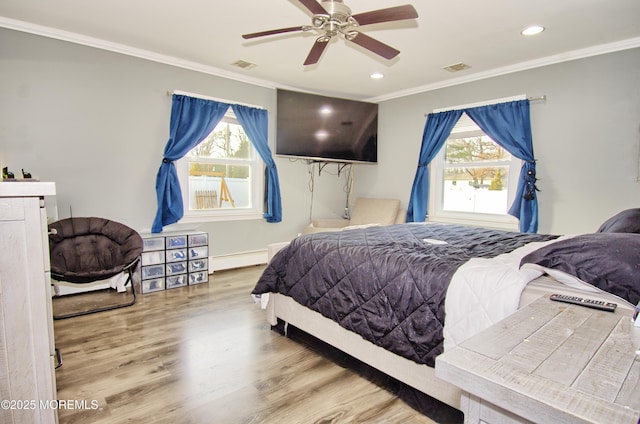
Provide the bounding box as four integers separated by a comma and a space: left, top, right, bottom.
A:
321, 0, 352, 24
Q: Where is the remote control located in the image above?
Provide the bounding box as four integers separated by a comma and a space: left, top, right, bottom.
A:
550, 294, 617, 312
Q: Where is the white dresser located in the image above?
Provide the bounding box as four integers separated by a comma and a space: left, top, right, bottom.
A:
0, 182, 58, 424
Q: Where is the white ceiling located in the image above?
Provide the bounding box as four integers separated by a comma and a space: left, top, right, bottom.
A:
1, 0, 639, 101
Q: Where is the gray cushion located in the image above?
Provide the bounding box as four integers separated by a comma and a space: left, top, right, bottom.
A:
520, 233, 640, 305
596, 208, 640, 233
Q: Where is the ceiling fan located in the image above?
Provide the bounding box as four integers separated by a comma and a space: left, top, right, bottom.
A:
242, 0, 419, 65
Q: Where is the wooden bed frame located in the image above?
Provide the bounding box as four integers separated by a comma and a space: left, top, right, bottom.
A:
264, 292, 462, 410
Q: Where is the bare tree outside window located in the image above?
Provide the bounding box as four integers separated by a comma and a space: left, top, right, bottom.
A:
442, 135, 511, 214
189, 119, 251, 179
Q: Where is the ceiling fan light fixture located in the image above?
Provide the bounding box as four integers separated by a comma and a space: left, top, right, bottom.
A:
370, 72, 384, 79
521, 25, 545, 36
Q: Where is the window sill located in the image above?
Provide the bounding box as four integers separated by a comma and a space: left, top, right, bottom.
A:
180, 210, 264, 223
428, 213, 519, 232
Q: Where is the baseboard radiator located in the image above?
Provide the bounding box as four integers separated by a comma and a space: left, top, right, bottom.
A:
209, 249, 268, 272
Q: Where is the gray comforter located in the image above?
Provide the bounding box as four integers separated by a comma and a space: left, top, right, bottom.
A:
253, 223, 557, 367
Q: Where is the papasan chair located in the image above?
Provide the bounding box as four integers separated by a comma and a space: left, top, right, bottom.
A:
48, 217, 143, 319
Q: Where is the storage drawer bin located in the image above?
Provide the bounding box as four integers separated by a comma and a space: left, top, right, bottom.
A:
188, 233, 208, 247
141, 277, 165, 293
166, 274, 187, 289
189, 259, 207, 273
166, 248, 187, 263
188, 246, 208, 260
166, 262, 187, 276
143, 237, 165, 252
166, 235, 187, 249
140, 231, 210, 293
189, 271, 208, 285
141, 250, 165, 266
142, 264, 165, 279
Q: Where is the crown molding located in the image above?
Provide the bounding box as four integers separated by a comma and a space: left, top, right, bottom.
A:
0, 16, 278, 90
368, 36, 640, 103
2, 16, 639, 103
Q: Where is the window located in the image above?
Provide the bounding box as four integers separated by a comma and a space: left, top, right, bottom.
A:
177, 109, 264, 222
429, 112, 521, 229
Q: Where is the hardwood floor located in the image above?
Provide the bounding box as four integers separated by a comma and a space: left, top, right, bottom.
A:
53, 266, 461, 423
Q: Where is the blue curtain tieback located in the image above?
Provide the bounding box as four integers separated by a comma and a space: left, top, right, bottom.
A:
162, 158, 172, 164
524, 164, 538, 201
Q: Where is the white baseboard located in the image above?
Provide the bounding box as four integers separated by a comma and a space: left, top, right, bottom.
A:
209, 249, 268, 272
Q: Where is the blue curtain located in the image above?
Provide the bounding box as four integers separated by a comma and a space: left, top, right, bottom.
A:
406, 109, 463, 222
465, 100, 538, 233
151, 95, 230, 233
407, 99, 539, 233
232, 105, 282, 222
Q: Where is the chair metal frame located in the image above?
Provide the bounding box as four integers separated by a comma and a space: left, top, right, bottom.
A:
52, 259, 139, 320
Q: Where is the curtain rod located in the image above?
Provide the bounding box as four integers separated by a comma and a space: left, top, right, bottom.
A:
427, 95, 546, 116
166, 89, 265, 110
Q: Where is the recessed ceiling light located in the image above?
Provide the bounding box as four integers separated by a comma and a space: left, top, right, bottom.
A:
370, 72, 384, 79
521, 25, 545, 36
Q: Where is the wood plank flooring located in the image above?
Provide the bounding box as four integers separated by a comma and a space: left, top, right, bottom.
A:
53, 266, 461, 424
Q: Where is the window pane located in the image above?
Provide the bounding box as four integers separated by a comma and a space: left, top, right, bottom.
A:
177, 107, 265, 222
188, 162, 251, 210
189, 121, 252, 160
445, 136, 510, 164
442, 166, 509, 214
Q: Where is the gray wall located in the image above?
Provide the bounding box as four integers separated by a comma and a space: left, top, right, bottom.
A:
2, 27, 639, 257
357, 48, 640, 234
0, 28, 346, 256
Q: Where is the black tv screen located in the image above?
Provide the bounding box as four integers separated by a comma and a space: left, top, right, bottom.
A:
276, 89, 378, 163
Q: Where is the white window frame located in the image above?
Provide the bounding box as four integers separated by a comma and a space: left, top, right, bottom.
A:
176, 109, 265, 223
428, 96, 526, 231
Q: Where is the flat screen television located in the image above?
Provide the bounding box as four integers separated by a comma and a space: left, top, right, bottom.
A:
276, 89, 378, 163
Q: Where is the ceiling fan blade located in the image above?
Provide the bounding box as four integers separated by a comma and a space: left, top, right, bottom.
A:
304, 37, 330, 65
347, 32, 400, 60
351, 5, 418, 26
242, 26, 306, 39
298, 0, 329, 16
